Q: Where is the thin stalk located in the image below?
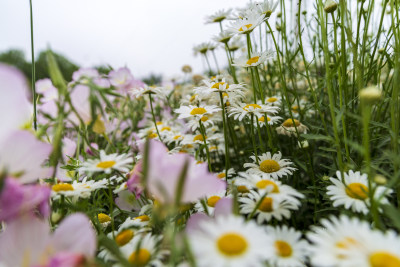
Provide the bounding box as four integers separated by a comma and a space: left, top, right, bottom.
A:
29, 0, 37, 130
148, 93, 164, 143
199, 120, 212, 172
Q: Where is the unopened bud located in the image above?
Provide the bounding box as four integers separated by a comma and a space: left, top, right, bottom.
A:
324, 0, 338, 13
374, 174, 387, 185
359, 85, 382, 105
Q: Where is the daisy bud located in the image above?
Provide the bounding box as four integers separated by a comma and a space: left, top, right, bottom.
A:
359, 85, 382, 105
51, 211, 63, 224
374, 174, 387, 185
182, 65, 192, 73
324, 0, 338, 13
298, 140, 309, 149
378, 48, 385, 54
322, 175, 330, 181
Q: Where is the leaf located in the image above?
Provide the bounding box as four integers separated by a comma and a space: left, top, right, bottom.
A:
382, 205, 400, 231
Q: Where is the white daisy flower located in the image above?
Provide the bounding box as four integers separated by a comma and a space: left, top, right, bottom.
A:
341, 229, 400, 267
326, 170, 392, 214
194, 78, 246, 96
266, 225, 309, 267
276, 119, 308, 137
239, 190, 300, 223
129, 84, 166, 99
186, 114, 218, 131
194, 191, 231, 216
213, 31, 234, 44
205, 9, 232, 23
307, 215, 373, 267
228, 103, 278, 121
228, 11, 265, 34
265, 95, 282, 106
175, 104, 221, 120
193, 42, 211, 55
244, 152, 296, 180
97, 213, 112, 227
256, 0, 279, 18
51, 177, 108, 201
79, 150, 133, 174
235, 172, 304, 204
120, 233, 165, 267
188, 215, 272, 267
255, 114, 282, 127
215, 168, 236, 180
233, 51, 275, 68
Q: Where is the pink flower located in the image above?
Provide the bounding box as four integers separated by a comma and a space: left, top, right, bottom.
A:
145, 140, 226, 203
0, 178, 51, 222
0, 64, 32, 143
0, 130, 52, 183
127, 160, 144, 198
0, 213, 96, 266
109, 67, 145, 94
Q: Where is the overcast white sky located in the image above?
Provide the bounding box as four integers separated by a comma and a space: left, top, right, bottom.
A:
0, 0, 249, 79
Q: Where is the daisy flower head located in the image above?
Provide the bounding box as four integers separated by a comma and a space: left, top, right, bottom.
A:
235, 172, 304, 204
120, 233, 165, 266
239, 190, 300, 223
186, 113, 217, 131
244, 151, 296, 180
307, 215, 372, 267
175, 104, 221, 120
215, 168, 235, 180
276, 118, 308, 137
340, 229, 400, 267
265, 95, 282, 106
228, 103, 278, 121
265, 225, 309, 267
194, 190, 231, 216
257, 0, 279, 18
194, 78, 246, 97
233, 51, 275, 68
79, 150, 133, 174
256, 115, 282, 127
188, 214, 272, 267
51, 177, 108, 202
129, 84, 166, 99
228, 10, 265, 34
326, 170, 391, 214
205, 9, 232, 23
213, 31, 234, 44
193, 42, 211, 56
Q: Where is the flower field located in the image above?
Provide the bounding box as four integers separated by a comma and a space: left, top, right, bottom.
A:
1, 0, 400, 266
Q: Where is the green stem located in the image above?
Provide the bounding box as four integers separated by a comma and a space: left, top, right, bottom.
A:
29, 0, 37, 130
148, 93, 164, 143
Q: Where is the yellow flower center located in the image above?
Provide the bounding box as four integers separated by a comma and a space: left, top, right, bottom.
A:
211, 82, 229, 90
190, 94, 198, 102
292, 105, 299, 113
275, 240, 293, 257
267, 97, 278, 103
217, 233, 248, 256
217, 173, 226, 179
128, 248, 151, 266
173, 135, 182, 140
115, 229, 134, 246
96, 160, 116, 169
148, 133, 158, 139
258, 116, 271, 122
52, 183, 74, 192
98, 213, 111, 223
207, 196, 221, 207
201, 116, 208, 122
255, 180, 279, 192
156, 121, 163, 125
135, 215, 150, 222
243, 104, 262, 111
258, 197, 273, 212
239, 24, 253, 31
369, 252, 400, 267
345, 183, 369, 200
193, 134, 205, 142
190, 107, 207, 115
161, 126, 171, 131
259, 159, 281, 173
282, 119, 300, 127
237, 185, 250, 193
246, 56, 260, 65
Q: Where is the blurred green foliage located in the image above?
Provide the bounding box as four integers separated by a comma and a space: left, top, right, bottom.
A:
0, 49, 79, 83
